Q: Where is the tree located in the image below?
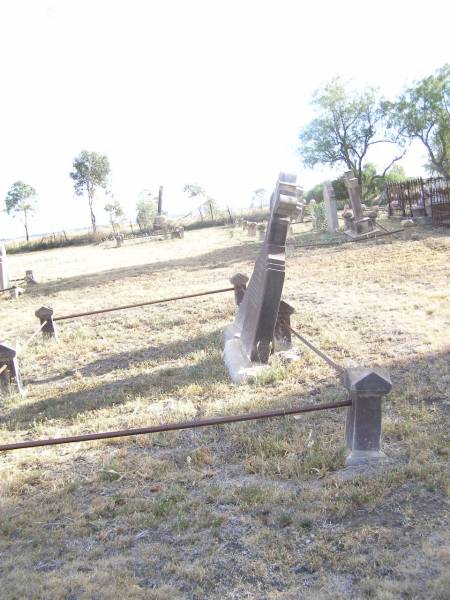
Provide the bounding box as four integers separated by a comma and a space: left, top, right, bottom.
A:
203, 196, 218, 220
252, 188, 267, 209
136, 191, 157, 231
183, 183, 207, 222
4, 181, 37, 241
391, 64, 449, 177
104, 198, 125, 233
298, 78, 405, 188
70, 150, 110, 233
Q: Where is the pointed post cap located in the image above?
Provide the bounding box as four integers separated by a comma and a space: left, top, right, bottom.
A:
343, 367, 392, 396
278, 300, 295, 317
35, 306, 54, 319
0, 342, 16, 359
230, 273, 249, 286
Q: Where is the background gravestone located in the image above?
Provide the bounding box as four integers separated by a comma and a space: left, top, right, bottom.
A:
323, 181, 339, 232
225, 172, 301, 366
0, 243, 8, 290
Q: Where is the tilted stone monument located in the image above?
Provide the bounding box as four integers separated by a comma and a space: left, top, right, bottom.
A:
323, 181, 339, 232
223, 172, 301, 382
0, 343, 23, 396
0, 243, 8, 291
343, 171, 379, 238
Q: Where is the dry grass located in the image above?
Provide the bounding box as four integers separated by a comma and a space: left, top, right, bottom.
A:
0, 222, 449, 599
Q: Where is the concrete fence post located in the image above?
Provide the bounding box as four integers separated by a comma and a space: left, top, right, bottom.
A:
343, 367, 392, 466
230, 273, 249, 306
0, 343, 24, 396
35, 306, 58, 339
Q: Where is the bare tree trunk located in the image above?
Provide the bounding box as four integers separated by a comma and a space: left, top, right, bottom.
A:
24, 210, 29, 242
209, 203, 214, 220
198, 207, 203, 222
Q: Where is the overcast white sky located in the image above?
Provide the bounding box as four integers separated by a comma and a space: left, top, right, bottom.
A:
0, 0, 448, 238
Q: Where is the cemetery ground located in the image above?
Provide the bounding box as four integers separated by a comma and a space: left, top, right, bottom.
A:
0, 223, 449, 600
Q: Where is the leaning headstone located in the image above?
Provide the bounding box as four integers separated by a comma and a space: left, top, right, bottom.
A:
0, 343, 23, 396
223, 173, 301, 382
323, 181, 339, 232
0, 243, 8, 291
343, 171, 379, 238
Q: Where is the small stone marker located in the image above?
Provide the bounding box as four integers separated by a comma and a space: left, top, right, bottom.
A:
343, 367, 392, 465
25, 270, 36, 284
0, 243, 8, 291
274, 300, 295, 350
247, 222, 257, 237
257, 223, 266, 240
0, 343, 23, 396
35, 306, 58, 339
223, 172, 301, 382
323, 181, 339, 232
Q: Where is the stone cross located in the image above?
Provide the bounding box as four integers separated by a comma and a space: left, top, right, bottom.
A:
0, 243, 8, 291
323, 181, 339, 232
343, 171, 364, 221
227, 172, 301, 363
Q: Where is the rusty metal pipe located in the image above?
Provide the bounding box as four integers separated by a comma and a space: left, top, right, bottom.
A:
0, 399, 351, 452
53, 287, 234, 322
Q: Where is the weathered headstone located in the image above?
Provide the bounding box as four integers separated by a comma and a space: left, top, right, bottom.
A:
343, 171, 378, 238
323, 181, 339, 232
230, 273, 249, 306
257, 223, 266, 240
247, 222, 257, 237
35, 306, 58, 339
223, 173, 301, 381
0, 243, 8, 291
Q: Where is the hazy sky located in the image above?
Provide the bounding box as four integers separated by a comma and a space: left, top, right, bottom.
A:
0, 0, 448, 238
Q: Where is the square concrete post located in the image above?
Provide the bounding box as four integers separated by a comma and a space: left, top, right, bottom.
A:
230, 273, 249, 306
0, 343, 24, 396
343, 367, 392, 466
35, 306, 58, 339
274, 301, 295, 349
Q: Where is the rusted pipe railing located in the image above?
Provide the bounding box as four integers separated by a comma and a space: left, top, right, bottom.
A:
0, 399, 351, 452
285, 324, 344, 374
293, 227, 408, 249
53, 287, 235, 322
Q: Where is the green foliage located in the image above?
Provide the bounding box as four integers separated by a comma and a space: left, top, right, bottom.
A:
183, 183, 205, 198
391, 64, 449, 177
4, 181, 37, 241
305, 183, 323, 202
136, 191, 157, 230
70, 150, 110, 232
310, 201, 326, 230
252, 188, 267, 209
299, 77, 405, 184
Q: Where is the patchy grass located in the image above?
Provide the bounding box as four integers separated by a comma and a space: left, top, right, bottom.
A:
0, 223, 449, 599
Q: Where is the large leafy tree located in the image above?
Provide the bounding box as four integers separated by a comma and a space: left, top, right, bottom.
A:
70, 150, 110, 233
4, 181, 37, 241
299, 78, 405, 190
391, 64, 449, 177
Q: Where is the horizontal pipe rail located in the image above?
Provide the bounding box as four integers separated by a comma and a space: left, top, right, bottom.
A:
286, 324, 344, 374
0, 399, 351, 452
54, 287, 235, 322
293, 227, 407, 249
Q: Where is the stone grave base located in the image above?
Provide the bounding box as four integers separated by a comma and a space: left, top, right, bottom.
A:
344, 227, 381, 241
223, 325, 300, 384
345, 449, 388, 467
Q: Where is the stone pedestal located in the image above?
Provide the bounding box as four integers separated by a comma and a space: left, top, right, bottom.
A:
0, 343, 23, 396
343, 367, 392, 466
35, 306, 58, 339
230, 273, 249, 306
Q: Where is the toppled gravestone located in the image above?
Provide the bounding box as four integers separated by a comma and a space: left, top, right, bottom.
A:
223, 172, 302, 383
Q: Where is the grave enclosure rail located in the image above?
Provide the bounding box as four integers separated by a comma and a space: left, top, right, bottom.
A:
385, 176, 450, 226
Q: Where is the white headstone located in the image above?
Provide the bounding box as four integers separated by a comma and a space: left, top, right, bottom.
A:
0, 244, 8, 290
323, 181, 339, 232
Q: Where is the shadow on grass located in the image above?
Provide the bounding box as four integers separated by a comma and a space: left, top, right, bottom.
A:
2, 329, 229, 429
25, 240, 260, 297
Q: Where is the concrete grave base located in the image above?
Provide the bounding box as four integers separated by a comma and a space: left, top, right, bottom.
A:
223, 325, 301, 384
345, 449, 388, 467
344, 227, 381, 241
